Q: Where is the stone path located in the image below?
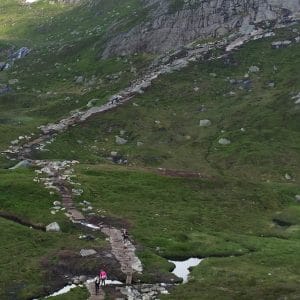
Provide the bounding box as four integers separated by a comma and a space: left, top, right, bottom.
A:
86, 281, 105, 300
101, 226, 143, 279
30, 158, 143, 297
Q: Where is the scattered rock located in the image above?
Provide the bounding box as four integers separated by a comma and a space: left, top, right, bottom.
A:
46, 222, 61, 232
110, 151, 118, 157
75, 75, 84, 84
80, 249, 97, 257
199, 119, 212, 127
86, 99, 98, 108
285, 174, 292, 180
115, 136, 128, 145
249, 66, 260, 73
8, 79, 19, 85
218, 138, 231, 145
79, 275, 87, 283
271, 40, 292, 49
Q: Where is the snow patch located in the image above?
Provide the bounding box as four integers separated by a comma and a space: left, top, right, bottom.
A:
169, 258, 203, 283
46, 284, 77, 298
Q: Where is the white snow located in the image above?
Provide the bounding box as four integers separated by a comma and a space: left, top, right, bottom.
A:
79, 221, 101, 230
46, 284, 77, 298
169, 258, 203, 283
86, 278, 123, 285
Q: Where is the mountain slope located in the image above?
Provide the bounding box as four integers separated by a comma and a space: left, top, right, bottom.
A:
0, 1, 300, 300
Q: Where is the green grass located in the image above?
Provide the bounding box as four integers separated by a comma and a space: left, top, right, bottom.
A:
72, 164, 300, 296
0, 1, 300, 299
40, 26, 300, 182
45, 287, 89, 300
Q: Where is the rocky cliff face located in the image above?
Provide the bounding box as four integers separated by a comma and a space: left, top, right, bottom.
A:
101, 0, 300, 58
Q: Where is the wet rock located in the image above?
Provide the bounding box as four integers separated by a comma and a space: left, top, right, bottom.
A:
46, 222, 61, 232
10, 47, 30, 60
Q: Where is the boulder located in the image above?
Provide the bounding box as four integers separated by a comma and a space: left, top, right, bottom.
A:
295, 195, 300, 202
285, 174, 292, 180
199, 119, 212, 127
110, 151, 118, 157
46, 222, 61, 232
75, 75, 84, 84
79, 275, 87, 283
115, 136, 128, 145
249, 66, 260, 73
8, 79, 19, 85
218, 138, 231, 145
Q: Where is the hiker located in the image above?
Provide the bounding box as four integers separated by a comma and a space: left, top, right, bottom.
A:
100, 269, 107, 286
122, 229, 129, 243
95, 275, 100, 295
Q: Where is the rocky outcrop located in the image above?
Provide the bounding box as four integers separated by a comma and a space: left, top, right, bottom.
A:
102, 0, 300, 58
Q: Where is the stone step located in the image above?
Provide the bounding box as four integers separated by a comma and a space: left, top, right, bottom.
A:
68, 209, 85, 221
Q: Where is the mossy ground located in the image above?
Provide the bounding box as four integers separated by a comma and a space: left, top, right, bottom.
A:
0, 1, 300, 299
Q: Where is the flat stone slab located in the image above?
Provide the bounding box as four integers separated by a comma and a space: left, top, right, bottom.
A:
80, 249, 97, 257
68, 208, 85, 221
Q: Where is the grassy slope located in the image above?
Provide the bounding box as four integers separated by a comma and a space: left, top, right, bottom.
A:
0, 1, 299, 299
0, 0, 150, 167
42, 26, 300, 179
37, 25, 300, 298
0, 168, 107, 300
74, 165, 300, 298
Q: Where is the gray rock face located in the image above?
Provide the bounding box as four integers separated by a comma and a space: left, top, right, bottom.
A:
101, 0, 300, 58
